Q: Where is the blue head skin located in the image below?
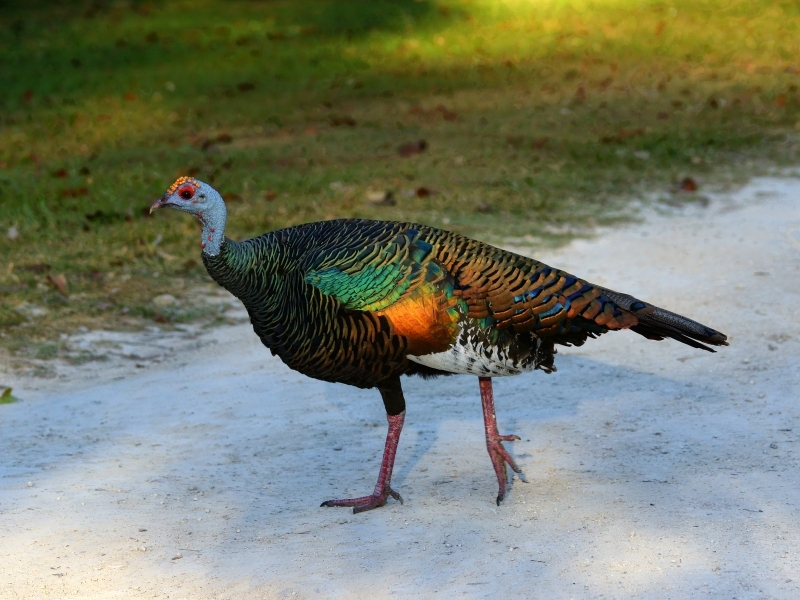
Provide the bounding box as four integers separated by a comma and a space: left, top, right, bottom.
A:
150, 177, 227, 256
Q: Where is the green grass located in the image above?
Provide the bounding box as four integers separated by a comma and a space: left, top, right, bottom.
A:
1, 0, 799, 362
0, 388, 18, 404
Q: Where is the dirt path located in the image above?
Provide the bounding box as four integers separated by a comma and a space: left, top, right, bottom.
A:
2, 177, 800, 599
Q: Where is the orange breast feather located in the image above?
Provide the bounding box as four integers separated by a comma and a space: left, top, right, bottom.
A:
375, 281, 460, 356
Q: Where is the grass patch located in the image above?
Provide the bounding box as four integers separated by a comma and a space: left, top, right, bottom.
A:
1, 0, 799, 357
0, 388, 18, 404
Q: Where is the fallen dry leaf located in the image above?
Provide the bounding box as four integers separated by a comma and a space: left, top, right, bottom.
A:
52, 168, 68, 178
329, 116, 357, 127
201, 133, 233, 151
46, 273, 69, 295
435, 105, 457, 121
20, 263, 50, 273
416, 187, 436, 198
264, 191, 277, 201
372, 191, 396, 206
680, 177, 698, 192
59, 187, 89, 198
398, 140, 428, 157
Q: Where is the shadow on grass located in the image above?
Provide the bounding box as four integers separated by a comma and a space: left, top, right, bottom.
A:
0, 0, 798, 350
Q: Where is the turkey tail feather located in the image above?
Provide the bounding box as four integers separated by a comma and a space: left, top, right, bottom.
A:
596, 286, 728, 352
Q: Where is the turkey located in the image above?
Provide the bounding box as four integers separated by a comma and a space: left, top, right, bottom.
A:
151, 177, 728, 513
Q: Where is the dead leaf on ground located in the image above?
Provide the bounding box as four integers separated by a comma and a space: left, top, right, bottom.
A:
371, 191, 396, 206
600, 128, 645, 144
435, 105, 457, 121
416, 187, 436, 198
329, 116, 357, 127
59, 187, 89, 198
201, 133, 233, 151
20, 263, 50, 273
531, 138, 549, 149
222, 192, 242, 202
123, 93, 136, 102
52, 168, 68, 178
679, 177, 698, 192
264, 191, 277, 201
398, 140, 428, 157
46, 273, 69, 295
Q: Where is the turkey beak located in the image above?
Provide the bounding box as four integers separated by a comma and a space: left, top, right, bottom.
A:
149, 194, 170, 214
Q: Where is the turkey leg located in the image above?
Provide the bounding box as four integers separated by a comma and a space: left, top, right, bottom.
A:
479, 376, 522, 504
321, 379, 405, 513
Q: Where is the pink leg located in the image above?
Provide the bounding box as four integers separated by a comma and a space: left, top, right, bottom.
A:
479, 376, 522, 505
321, 410, 405, 514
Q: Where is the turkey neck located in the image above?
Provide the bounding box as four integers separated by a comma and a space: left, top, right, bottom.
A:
198, 196, 227, 257
201, 234, 283, 302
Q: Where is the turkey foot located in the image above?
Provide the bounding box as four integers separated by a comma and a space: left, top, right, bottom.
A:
321, 410, 405, 514
479, 377, 523, 504
320, 487, 403, 513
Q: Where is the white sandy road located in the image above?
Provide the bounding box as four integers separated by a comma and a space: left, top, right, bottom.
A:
1, 177, 800, 599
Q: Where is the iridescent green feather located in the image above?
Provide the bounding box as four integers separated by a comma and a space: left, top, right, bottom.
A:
305, 237, 435, 313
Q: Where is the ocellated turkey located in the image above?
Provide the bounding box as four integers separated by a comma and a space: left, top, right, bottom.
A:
151, 177, 728, 513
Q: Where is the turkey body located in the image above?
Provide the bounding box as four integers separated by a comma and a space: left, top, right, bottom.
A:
150, 177, 727, 512
202, 218, 726, 388
154, 178, 726, 512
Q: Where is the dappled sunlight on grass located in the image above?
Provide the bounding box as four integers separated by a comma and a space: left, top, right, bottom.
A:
1, 0, 799, 355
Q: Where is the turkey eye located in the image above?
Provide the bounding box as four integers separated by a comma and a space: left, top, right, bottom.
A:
179, 188, 194, 200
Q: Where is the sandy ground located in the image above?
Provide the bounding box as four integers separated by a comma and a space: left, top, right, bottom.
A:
2, 176, 800, 599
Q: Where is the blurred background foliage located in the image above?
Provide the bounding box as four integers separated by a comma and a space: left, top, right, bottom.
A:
1, 0, 799, 358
